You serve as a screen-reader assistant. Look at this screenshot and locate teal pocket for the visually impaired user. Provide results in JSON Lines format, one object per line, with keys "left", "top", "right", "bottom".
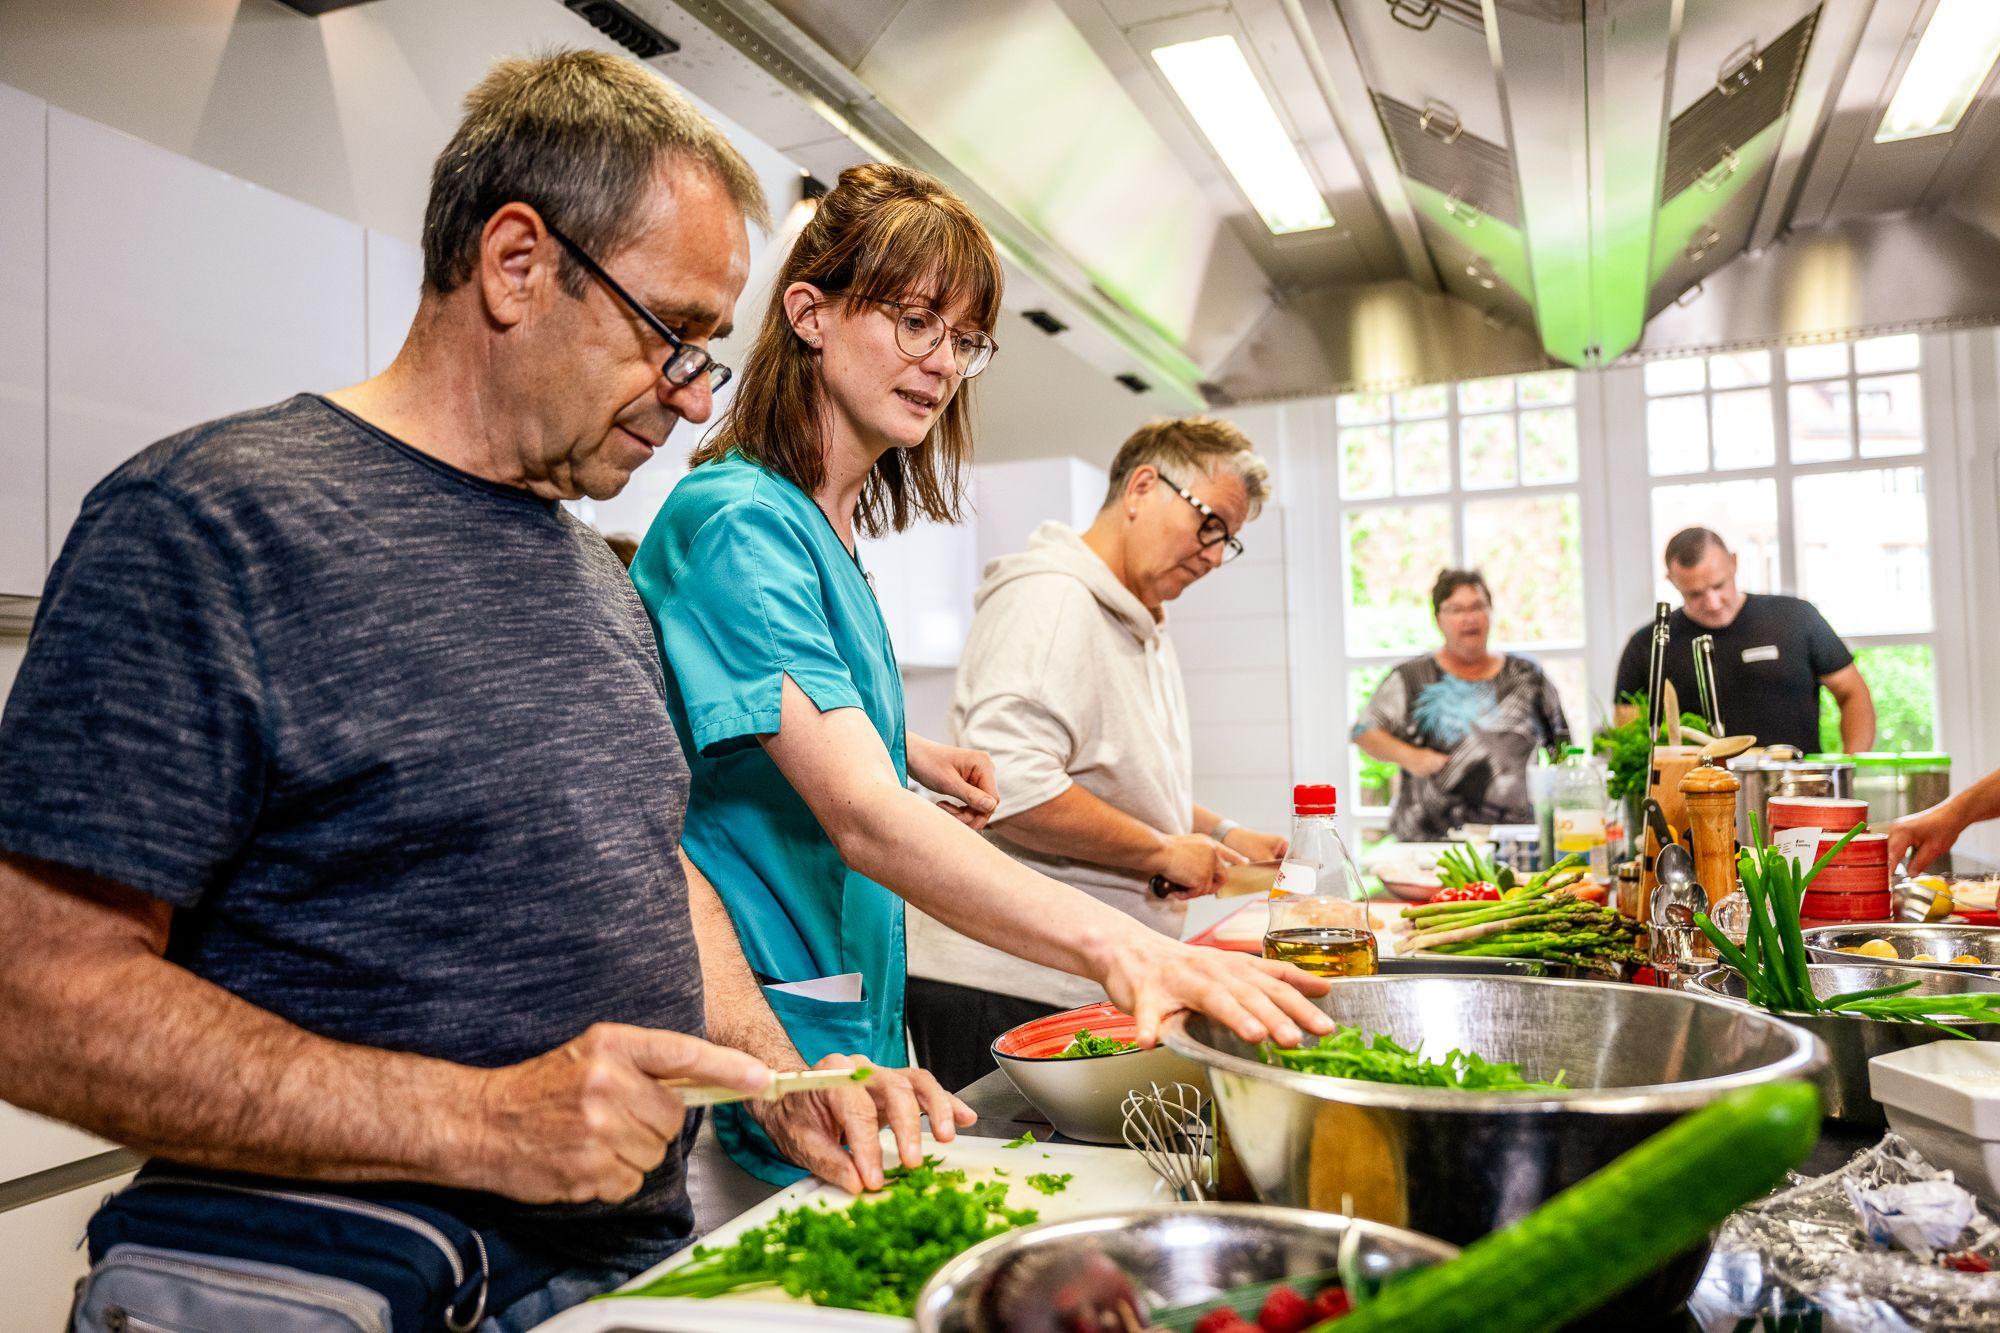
{"left": 759, "top": 985, "right": 878, "bottom": 1067}
{"left": 715, "top": 985, "right": 888, "bottom": 1187}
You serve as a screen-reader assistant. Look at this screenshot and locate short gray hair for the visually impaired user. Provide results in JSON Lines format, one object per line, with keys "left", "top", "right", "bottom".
{"left": 1103, "top": 416, "right": 1272, "bottom": 517}
{"left": 422, "top": 49, "right": 770, "bottom": 297}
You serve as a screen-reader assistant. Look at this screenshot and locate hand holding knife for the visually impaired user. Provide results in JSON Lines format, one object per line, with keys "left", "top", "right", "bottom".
{"left": 666, "top": 1065, "right": 874, "bottom": 1108}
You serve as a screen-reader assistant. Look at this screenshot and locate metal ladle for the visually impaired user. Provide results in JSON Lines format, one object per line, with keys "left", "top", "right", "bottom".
{"left": 1649, "top": 843, "right": 1709, "bottom": 984}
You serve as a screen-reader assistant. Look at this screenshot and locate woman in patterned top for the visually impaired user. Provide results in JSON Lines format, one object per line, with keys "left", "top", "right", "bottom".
{"left": 1354, "top": 569, "right": 1570, "bottom": 841}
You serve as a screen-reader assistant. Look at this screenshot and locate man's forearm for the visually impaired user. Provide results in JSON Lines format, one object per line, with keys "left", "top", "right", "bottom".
{"left": 990, "top": 783, "right": 1169, "bottom": 875}
{"left": 1839, "top": 692, "right": 1877, "bottom": 753}
{"left": 0, "top": 855, "right": 481, "bottom": 1187}
{"left": 681, "top": 851, "right": 808, "bottom": 1072}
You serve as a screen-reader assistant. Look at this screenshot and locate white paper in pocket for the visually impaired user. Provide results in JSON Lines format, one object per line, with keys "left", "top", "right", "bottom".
{"left": 766, "top": 972, "right": 864, "bottom": 1003}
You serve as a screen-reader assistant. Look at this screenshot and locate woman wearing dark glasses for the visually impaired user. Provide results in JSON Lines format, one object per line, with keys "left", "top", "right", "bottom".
{"left": 632, "top": 163, "right": 1331, "bottom": 1183}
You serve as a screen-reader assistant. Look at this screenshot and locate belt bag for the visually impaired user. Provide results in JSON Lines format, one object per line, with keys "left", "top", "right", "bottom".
{"left": 76, "top": 1170, "right": 491, "bottom": 1333}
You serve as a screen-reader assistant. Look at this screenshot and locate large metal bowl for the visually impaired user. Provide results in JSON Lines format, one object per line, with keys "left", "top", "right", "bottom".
{"left": 1163, "top": 975, "right": 1825, "bottom": 1321}
{"left": 1690, "top": 962, "right": 2000, "bottom": 1125}
{"left": 1803, "top": 923, "right": 2000, "bottom": 977}
{"left": 913, "top": 1203, "right": 1457, "bottom": 1332}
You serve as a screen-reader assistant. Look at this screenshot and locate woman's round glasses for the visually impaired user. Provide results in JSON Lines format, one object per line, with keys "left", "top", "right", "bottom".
{"left": 853, "top": 297, "right": 997, "bottom": 378}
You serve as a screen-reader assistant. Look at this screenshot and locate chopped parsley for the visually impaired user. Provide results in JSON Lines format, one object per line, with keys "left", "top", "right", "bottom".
{"left": 607, "top": 1155, "right": 1038, "bottom": 1315}
{"left": 1025, "top": 1172, "right": 1072, "bottom": 1195}
{"left": 1003, "top": 1130, "right": 1037, "bottom": 1149}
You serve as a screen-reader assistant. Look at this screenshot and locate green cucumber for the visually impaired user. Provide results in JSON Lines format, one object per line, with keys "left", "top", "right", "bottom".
{"left": 1327, "top": 1081, "right": 1820, "bottom": 1333}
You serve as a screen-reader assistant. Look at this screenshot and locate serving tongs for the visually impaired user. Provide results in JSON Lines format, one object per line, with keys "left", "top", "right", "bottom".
{"left": 666, "top": 1065, "right": 873, "bottom": 1108}
{"left": 1691, "top": 633, "right": 1725, "bottom": 736}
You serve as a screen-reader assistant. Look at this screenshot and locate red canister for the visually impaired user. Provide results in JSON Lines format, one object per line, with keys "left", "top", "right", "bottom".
{"left": 1769, "top": 796, "right": 1868, "bottom": 832}
{"left": 1808, "top": 864, "right": 1891, "bottom": 895}
{"left": 1818, "top": 832, "right": 1888, "bottom": 868}
{"left": 1800, "top": 892, "right": 1893, "bottom": 922}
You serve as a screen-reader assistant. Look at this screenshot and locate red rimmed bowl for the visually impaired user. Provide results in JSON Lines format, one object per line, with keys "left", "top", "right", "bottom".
{"left": 991, "top": 1001, "right": 1209, "bottom": 1144}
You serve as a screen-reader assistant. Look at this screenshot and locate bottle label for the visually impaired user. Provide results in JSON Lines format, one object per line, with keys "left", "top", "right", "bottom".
{"left": 1272, "top": 860, "right": 1318, "bottom": 896}
{"left": 1554, "top": 809, "right": 1606, "bottom": 851}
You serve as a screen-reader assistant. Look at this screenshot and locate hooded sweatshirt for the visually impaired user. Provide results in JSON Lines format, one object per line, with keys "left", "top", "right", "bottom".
{"left": 905, "top": 521, "right": 1194, "bottom": 1006}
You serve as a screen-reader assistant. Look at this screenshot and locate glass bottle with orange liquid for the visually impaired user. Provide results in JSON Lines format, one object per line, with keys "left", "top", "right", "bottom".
{"left": 1262, "top": 783, "right": 1377, "bottom": 977}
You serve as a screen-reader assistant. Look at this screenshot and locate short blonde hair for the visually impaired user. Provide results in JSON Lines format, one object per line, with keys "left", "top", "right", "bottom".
{"left": 1103, "top": 417, "right": 1272, "bottom": 517}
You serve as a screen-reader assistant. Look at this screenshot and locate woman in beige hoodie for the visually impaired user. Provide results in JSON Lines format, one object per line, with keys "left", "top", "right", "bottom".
{"left": 907, "top": 418, "right": 1291, "bottom": 1089}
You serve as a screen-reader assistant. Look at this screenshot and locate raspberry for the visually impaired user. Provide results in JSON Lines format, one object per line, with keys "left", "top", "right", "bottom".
{"left": 1311, "top": 1284, "right": 1354, "bottom": 1319}
{"left": 1257, "top": 1284, "right": 1316, "bottom": 1332}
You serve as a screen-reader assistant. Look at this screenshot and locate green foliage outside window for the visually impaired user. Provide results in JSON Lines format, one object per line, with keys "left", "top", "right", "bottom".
{"left": 1819, "top": 643, "right": 1936, "bottom": 753}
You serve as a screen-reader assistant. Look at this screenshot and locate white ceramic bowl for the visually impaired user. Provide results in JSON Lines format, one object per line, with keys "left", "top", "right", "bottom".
{"left": 990, "top": 1001, "right": 1208, "bottom": 1144}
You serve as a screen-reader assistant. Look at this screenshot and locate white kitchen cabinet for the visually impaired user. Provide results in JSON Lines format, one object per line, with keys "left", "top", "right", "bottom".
{"left": 0, "top": 83, "right": 47, "bottom": 597}
{"left": 861, "top": 517, "right": 979, "bottom": 669}
{"left": 365, "top": 228, "right": 423, "bottom": 378}
{"left": 45, "top": 108, "right": 367, "bottom": 562}
{"left": 0, "top": 1170, "right": 136, "bottom": 1330}
{"left": 970, "top": 456, "right": 1108, "bottom": 572}
{"left": 0, "top": 1102, "right": 115, "bottom": 1183}
{"left": 860, "top": 457, "right": 1111, "bottom": 670}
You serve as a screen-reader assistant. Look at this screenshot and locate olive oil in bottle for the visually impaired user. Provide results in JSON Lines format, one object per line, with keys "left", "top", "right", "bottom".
{"left": 1261, "top": 926, "right": 1379, "bottom": 977}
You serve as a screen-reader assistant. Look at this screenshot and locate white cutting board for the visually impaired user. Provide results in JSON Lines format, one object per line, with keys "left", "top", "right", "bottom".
{"left": 531, "top": 1129, "right": 1167, "bottom": 1331}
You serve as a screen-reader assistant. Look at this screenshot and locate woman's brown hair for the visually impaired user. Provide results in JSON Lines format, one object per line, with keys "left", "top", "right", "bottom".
{"left": 691, "top": 163, "right": 1003, "bottom": 536}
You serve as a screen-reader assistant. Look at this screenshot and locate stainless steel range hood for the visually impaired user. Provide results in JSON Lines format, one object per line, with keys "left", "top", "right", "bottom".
{"left": 640, "top": 0, "right": 2000, "bottom": 401}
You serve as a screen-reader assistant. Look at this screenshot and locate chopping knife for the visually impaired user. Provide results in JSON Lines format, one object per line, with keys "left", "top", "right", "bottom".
{"left": 1149, "top": 860, "right": 1284, "bottom": 899}
{"left": 667, "top": 1065, "right": 874, "bottom": 1108}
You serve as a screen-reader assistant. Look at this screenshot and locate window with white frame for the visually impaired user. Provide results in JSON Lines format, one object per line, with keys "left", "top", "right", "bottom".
{"left": 1337, "top": 371, "right": 1588, "bottom": 842}
{"left": 1641, "top": 335, "right": 1937, "bottom": 751}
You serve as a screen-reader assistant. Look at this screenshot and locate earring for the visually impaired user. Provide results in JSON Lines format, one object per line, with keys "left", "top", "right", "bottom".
{"left": 808, "top": 338, "right": 821, "bottom": 348}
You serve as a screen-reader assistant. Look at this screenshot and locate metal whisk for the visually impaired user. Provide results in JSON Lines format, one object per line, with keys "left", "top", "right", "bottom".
{"left": 1120, "top": 1081, "right": 1213, "bottom": 1202}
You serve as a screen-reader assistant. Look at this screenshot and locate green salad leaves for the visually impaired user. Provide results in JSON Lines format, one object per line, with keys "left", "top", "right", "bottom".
{"left": 1055, "top": 1028, "right": 1137, "bottom": 1059}
{"left": 1261, "top": 1024, "right": 1568, "bottom": 1093}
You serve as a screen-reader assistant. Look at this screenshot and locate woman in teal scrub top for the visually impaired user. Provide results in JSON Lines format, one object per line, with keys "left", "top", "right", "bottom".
{"left": 634, "top": 164, "right": 1332, "bottom": 1182}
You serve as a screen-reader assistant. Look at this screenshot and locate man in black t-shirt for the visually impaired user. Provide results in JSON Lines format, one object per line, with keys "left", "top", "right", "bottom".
{"left": 1613, "top": 527, "right": 1875, "bottom": 753}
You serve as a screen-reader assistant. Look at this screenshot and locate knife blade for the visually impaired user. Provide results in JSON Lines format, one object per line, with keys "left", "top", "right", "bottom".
{"left": 667, "top": 1065, "right": 874, "bottom": 1108}
{"left": 1149, "top": 860, "right": 1285, "bottom": 900}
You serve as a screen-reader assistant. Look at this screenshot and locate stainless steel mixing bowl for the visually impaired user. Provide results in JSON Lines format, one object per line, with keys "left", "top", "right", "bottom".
{"left": 1163, "top": 975, "right": 1825, "bottom": 1321}
{"left": 913, "top": 1203, "right": 1457, "bottom": 1333}
{"left": 1690, "top": 961, "right": 2000, "bottom": 1125}
{"left": 1802, "top": 923, "right": 2000, "bottom": 977}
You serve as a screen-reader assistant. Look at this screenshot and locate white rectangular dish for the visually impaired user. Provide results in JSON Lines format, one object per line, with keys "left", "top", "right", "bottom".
{"left": 1869, "top": 1041, "right": 2000, "bottom": 1208}
{"left": 1869, "top": 1041, "right": 2000, "bottom": 1138}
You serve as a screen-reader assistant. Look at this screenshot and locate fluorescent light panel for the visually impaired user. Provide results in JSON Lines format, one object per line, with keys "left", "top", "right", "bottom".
{"left": 1875, "top": 0, "right": 2000, "bottom": 143}
{"left": 1151, "top": 34, "right": 1334, "bottom": 235}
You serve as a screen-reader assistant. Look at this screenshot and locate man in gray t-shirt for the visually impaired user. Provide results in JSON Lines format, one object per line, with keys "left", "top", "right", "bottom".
{"left": 0, "top": 51, "right": 964, "bottom": 1326}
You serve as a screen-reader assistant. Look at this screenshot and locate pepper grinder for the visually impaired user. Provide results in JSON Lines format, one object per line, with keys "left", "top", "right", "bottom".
{"left": 1679, "top": 735, "right": 1755, "bottom": 910}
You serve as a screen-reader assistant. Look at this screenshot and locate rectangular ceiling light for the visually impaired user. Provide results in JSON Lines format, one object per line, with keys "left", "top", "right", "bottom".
{"left": 1151, "top": 34, "right": 1334, "bottom": 234}
{"left": 1875, "top": 0, "right": 2000, "bottom": 143}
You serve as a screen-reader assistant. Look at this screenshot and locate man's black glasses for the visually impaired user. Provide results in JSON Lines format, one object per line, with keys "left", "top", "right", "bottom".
{"left": 548, "top": 227, "right": 730, "bottom": 392}
{"left": 1159, "top": 473, "right": 1245, "bottom": 564}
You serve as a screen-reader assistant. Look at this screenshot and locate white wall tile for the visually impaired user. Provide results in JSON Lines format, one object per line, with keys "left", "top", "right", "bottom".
{"left": 1172, "top": 560, "right": 1289, "bottom": 620}
{"left": 1182, "top": 666, "right": 1291, "bottom": 725}
{"left": 1191, "top": 720, "right": 1291, "bottom": 779}
{"left": 1173, "top": 614, "right": 1287, "bottom": 672}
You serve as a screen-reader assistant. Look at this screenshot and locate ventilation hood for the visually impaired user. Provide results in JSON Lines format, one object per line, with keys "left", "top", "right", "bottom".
{"left": 634, "top": 0, "right": 2000, "bottom": 403}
